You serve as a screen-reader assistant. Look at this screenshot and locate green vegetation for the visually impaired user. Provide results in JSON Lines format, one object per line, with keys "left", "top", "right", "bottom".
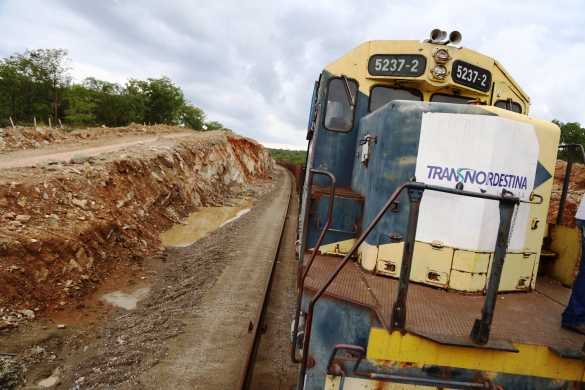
{"left": 554, "top": 119, "right": 585, "bottom": 163}
{"left": 268, "top": 148, "right": 307, "bottom": 164}
{"left": 0, "top": 48, "right": 229, "bottom": 131}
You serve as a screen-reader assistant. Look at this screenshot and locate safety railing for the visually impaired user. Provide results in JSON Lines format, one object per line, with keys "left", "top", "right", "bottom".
{"left": 326, "top": 344, "right": 496, "bottom": 390}
{"left": 557, "top": 143, "right": 585, "bottom": 225}
{"left": 291, "top": 169, "right": 336, "bottom": 364}
{"left": 296, "top": 181, "right": 537, "bottom": 389}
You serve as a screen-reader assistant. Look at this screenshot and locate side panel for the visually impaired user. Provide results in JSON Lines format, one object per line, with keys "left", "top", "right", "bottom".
{"left": 301, "top": 293, "right": 380, "bottom": 389}
{"left": 307, "top": 196, "right": 363, "bottom": 250}
{"left": 548, "top": 224, "right": 581, "bottom": 287}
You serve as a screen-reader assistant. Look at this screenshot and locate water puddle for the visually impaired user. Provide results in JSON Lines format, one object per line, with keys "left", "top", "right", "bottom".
{"left": 159, "top": 197, "right": 255, "bottom": 247}
{"left": 102, "top": 286, "right": 150, "bottom": 310}
{"left": 220, "top": 208, "right": 251, "bottom": 227}
{"left": 38, "top": 376, "right": 59, "bottom": 387}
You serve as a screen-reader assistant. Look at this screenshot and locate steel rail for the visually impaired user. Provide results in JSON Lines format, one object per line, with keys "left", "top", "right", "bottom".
{"left": 236, "top": 168, "right": 293, "bottom": 390}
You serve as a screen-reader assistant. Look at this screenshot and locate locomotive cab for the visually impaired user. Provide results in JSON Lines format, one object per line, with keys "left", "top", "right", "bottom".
{"left": 294, "top": 30, "right": 585, "bottom": 390}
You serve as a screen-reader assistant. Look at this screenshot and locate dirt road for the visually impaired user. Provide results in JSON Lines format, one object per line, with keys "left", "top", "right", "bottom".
{"left": 0, "top": 133, "right": 193, "bottom": 169}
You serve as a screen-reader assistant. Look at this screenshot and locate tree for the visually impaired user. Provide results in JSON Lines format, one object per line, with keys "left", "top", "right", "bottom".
{"left": 83, "top": 77, "right": 125, "bottom": 126}
{"left": 0, "top": 60, "right": 21, "bottom": 124}
{"left": 144, "top": 76, "right": 185, "bottom": 125}
{"left": 65, "top": 84, "right": 95, "bottom": 126}
{"left": 0, "top": 49, "right": 225, "bottom": 131}
{"left": 179, "top": 104, "right": 205, "bottom": 130}
{"left": 28, "top": 49, "right": 72, "bottom": 123}
{"left": 554, "top": 119, "right": 585, "bottom": 163}
{"left": 4, "top": 52, "right": 38, "bottom": 122}
{"left": 205, "top": 120, "right": 225, "bottom": 131}
{"left": 122, "top": 79, "right": 148, "bottom": 124}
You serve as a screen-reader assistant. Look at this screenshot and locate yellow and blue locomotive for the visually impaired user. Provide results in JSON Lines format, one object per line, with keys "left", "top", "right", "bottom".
{"left": 293, "top": 30, "right": 585, "bottom": 389}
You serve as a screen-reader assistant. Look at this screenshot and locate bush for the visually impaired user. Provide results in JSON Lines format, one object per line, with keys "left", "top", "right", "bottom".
{"left": 268, "top": 149, "right": 307, "bottom": 164}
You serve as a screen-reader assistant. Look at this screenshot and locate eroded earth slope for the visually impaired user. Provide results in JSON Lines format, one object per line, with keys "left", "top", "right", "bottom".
{"left": 0, "top": 125, "right": 274, "bottom": 332}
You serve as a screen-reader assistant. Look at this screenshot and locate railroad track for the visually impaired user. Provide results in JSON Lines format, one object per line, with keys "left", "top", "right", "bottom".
{"left": 237, "top": 168, "right": 294, "bottom": 390}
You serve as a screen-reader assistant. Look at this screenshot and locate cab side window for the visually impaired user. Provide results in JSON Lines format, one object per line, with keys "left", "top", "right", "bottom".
{"left": 495, "top": 99, "right": 523, "bottom": 114}
{"left": 324, "top": 78, "right": 358, "bottom": 132}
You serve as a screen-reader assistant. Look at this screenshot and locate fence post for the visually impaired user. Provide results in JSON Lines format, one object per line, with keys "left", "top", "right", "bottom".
{"left": 58, "top": 119, "right": 63, "bottom": 128}
{"left": 49, "top": 118, "right": 51, "bottom": 127}
{"left": 9, "top": 117, "right": 15, "bottom": 129}
{"left": 34, "top": 117, "right": 36, "bottom": 127}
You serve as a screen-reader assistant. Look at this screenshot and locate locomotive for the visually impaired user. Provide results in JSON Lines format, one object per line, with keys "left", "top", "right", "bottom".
{"left": 292, "top": 30, "right": 585, "bottom": 389}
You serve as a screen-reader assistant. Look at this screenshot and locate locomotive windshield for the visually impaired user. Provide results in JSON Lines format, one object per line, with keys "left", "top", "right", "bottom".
{"left": 430, "top": 93, "right": 474, "bottom": 105}
{"left": 369, "top": 86, "right": 422, "bottom": 112}
{"left": 324, "top": 77, "right": 357, "bottom": 132}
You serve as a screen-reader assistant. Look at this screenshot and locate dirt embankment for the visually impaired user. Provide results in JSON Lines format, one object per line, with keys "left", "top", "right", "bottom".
{"left": 548, "top": 159, "right": 585, "bottom": 228}
{"left": 0, "top": 127, "right": 274, "bottom": 329}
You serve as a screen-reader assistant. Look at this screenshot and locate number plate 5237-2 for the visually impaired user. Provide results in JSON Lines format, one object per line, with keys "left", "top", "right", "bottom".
{"left": 452, "top": 60, "right": 492, "bottom": 92}
{"left": 368, "top": 54, "right": 427, "bottom": 77}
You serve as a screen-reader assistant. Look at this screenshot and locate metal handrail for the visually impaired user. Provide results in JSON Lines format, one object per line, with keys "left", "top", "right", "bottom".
{"left": 557, "top": 143, "right": 585, "bottom": 225}
{"left": 327, "top": 344, "right": 489, "bottom": 389}
{"left": 297, "top": 182, "right": 519, "bottom": 389}
{"left": 291, "top": 169, "right": 336, "bottom": 364}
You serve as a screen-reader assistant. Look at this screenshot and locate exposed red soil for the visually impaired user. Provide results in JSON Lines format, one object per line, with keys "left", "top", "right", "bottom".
{"left": 547, "top": 159, "right": 585, "bottom": 228}
{"left": 0, "top": 127, "right": 274, "bottom": 329}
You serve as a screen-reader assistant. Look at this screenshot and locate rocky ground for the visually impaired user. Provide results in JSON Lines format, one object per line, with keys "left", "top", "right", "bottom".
{"left": 0, "top": 124, "right": 284, "bottom": 389}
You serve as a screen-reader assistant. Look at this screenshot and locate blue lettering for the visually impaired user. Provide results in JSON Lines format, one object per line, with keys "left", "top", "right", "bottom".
{"left": 440, "top": 167, "right": 450, "bottom": 180}
{"left": 464, "top": 170, "right": 476, "bottom": 184}
{"left": 476, "top": 171, "right": 486, "bottom": 184}
{"left": 426, "top": 165, "right": 527, "bottom": 190}
{"left": 427, "top": 165, "right": 440, "bottom": 179}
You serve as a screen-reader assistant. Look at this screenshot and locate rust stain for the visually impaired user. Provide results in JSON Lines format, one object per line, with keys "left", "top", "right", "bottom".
{"left": 398, "top": 361, "right": 416, "bottom": 368}
{"left": 276, "top": 161, "right": 303, "bottom": 193}
{"left": 374, "top": 380, "right": 386, "bottom": 390}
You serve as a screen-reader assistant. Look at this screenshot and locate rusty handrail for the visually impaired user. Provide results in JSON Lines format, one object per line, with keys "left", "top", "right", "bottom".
{"left": 297, "top": 182, "right": 409, "bottom": 388}
{"left": 291, "top": 169, "right": 336, "bottom": 364}
{"left": 558, "top": 143, "right": 585, "bottom": 163}
{"left": 557, "top": 143, "right": 585, "bottom": 225}
{"left": 297, "top": 182, "right": 519, "bottom": 389}
{"left": 328, "top": 344, "right": 488, "bottom": 389}
{"left": 236, "top": 168, "right": 293, "bottom": 390}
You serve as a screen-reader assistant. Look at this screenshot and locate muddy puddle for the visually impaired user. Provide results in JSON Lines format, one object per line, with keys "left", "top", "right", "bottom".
{"left": 102, "top": 287, "right": 151, "bottom": 310}
{"left": 38, "top": 375, "right": 59, "bottom": 387}
{"left": 159, "top": 197, "right": 255, "bottom": 247}
{"left": 99, "top": 199, "right": 255, "bottom": 310}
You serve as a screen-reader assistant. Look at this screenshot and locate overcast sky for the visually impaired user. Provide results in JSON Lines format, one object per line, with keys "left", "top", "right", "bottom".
{"left": 1, "top": 0, "right": 584, "bottom": 149}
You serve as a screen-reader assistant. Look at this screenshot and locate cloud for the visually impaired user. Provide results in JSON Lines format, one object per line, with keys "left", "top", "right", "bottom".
{"left": 1, "top": 0, "right": 585, "bottom": 148}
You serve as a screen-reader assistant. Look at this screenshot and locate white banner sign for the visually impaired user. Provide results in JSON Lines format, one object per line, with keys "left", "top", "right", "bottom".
{"left": 414, "top": 113, "right": 539, "bottom": 251}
